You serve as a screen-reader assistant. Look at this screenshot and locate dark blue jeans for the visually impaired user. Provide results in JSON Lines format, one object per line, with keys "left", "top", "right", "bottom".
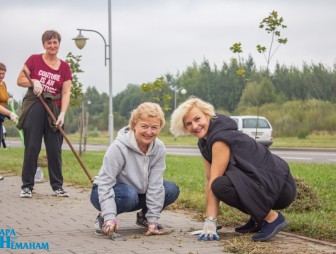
{"left": 90, "top": 180, "right": 179, "bottom": 215}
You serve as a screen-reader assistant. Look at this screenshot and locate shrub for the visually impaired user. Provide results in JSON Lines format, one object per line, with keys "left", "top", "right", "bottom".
{"left": 297, "top": 129, "right": 309, "bottom": 139}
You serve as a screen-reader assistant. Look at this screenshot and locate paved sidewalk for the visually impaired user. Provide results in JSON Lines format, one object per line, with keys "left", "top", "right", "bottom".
{"left": 1, "top": 175, "right": 335, "bottom": 254}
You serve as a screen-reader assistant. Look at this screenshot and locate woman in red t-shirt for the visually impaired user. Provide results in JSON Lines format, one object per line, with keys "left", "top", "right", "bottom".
{"left": 17, "top": 30, "right": 72, "bottom": 198}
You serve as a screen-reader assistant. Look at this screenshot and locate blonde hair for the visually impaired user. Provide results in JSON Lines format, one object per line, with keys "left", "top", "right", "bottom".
{"left": 170, "top": 97, "right": 215, "bottom": 137}
{"left": 128, "top": 102, "right": 165, "bottom": 129}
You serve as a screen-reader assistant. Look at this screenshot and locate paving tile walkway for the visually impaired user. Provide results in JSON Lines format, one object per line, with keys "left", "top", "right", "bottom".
{"left": 0, "top": 175, "right": 335, "bottom": 253}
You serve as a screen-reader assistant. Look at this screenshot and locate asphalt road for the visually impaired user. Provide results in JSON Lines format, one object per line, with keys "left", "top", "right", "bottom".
{"left": 4, "top": 140, "right": 336, "bottom": 164}
{"left": 165, "top": 146, "right": 336, "bottom": 164}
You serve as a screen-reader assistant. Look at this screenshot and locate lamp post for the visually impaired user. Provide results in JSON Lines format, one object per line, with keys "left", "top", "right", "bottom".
{"left": 73, "top": 0, "right": 113, "bottom": 144}
{"left": 171, "top": 86, "right": 187, "bottom": 141}
{"left": 83, "top": 100, "right": 91, "bottom": 153}
{"left": 79, "top": 99, "right": 91, "bottom": 156}
{"left": 172, "top": 86, "right": 187, "bottom": 110}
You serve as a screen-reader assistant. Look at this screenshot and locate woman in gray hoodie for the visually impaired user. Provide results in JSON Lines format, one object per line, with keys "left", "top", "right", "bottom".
{"left": 91, "top": 102, "right": 179, "bottom": 237}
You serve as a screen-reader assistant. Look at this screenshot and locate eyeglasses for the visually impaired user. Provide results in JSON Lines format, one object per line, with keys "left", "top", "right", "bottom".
{"left": 139, "top": 125, "right": 160, "bottom": 132}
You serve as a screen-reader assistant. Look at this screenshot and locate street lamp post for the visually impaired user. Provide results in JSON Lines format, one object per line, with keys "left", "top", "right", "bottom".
{"left": 73, "top": 0, "right": 113, "bottom": 144}
{"left": 172, "top": 86, "right": 187, "bottom": 110}
{"left": 83, "top": 100, "right": 91, "bottom": 153}
{"left": 171, "top": 86, "right": 187, "bottom": 141}
{"left": 79, "top": 99, "right": 91, "bottom": 156}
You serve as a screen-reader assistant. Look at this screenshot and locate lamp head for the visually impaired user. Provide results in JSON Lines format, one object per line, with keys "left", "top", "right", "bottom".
{"left": 180, "top": 88, "right": 187, "bottom": 95}
{"left": 73, "top": 30, "right": 88, "bottom": 49}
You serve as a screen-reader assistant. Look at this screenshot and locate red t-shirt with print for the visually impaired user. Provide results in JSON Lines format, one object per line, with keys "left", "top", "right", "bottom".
{"left": 25, "top": 54, "right": 72, "bottom": 106}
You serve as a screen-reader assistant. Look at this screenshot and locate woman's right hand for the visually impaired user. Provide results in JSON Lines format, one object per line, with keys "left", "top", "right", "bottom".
{"left": 33, "top": 80, "right": 43, "bottom": 97}
{"left": 198, "top": 217, "right": 220, "bottom": 241}
{"left": 103, "top": 219, "right": 118, "bottom": 236}
{"left": 9, "top": 112, "right": 18, "bottom": 123}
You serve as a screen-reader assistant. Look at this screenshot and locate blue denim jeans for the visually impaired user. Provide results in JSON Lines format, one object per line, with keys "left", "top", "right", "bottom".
{"left": 90, "top": 180, "right": 179, "bottom": 215}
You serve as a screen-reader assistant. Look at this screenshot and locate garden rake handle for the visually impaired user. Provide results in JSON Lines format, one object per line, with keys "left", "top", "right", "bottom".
{"left": 23, "top": 69, "right": 93, "bottom": 183}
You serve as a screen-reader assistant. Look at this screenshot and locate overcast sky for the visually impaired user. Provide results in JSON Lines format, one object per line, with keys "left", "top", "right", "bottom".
{"left": 1, "top": 0, "right": 336, "bottom": 101}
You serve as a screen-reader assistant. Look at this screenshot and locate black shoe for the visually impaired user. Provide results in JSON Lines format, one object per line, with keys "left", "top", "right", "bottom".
{"left": 235, "top": 217, "right": 261, "bottom": 234}
{"left": 136, "top": 212, "right": 163, "bottom": 230}
{"left": 252, "top": 213, "right": 288, "bottom": 241}
{"left": 52, "top": 188, "right": 69, "bottom": 197}
{"left": 20, "top": 187, "right": 33, "bottom": 198}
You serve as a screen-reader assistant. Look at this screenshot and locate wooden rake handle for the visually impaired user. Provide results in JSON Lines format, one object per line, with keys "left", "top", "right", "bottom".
{"left": 23, "top": 69, "right": 93, "bottom": 183}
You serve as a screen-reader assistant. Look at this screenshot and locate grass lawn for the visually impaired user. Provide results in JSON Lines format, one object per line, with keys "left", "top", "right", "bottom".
{"left": 1, "top": 148, "right": 335, "bottom": 242}
{"left": 53, "top": 131, "right": 336, "bottom": 148}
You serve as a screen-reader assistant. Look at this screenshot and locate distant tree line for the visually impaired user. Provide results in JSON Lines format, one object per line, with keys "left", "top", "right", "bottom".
{"left": 60, "top": 56, "right": 335, "bottom": 134}
{"left": 4, "top": 56, "right": 336, "bottom": 138}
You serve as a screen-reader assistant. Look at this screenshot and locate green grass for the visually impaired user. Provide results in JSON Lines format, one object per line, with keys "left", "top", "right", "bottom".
{"left": 6, "top": 130, "right": 336, "bottom": 148}
{"left": 81, "top": 131, "right": 336, "bottom": 148}
{"left": 1, "top": 148, "right": 335, "bottom": 241}
{"left": 272, "top": 132, "right": 336, "bottom": 149}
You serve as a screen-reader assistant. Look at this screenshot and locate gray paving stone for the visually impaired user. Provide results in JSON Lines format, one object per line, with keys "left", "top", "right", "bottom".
{"left": 1, "top": 175, "right": 335, "bottom": 254}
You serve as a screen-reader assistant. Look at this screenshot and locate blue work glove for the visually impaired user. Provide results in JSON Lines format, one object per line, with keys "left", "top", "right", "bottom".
{"left": 198, "top": 217, "right": 220, "bottom": 241}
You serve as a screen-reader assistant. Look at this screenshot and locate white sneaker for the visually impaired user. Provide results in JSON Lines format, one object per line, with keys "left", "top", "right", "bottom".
{"left": 20, "top": 188, "right": 32, "bottom": 198}
{"left": 52, "top": 188, "right": 69, "bottom": 197}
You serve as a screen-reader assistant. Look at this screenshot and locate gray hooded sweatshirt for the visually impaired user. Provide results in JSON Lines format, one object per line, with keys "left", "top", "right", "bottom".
{"left": 93, "top": 127, "right": 166, "bottom": 223}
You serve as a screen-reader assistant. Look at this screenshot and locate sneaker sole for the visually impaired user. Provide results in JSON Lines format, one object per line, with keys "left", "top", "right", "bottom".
{"left": 52, "top": 193, "right": 70, "bottom": 197}
{"left": 235, "top": 225, "right": 261, "bottom": 234}
{"left": 252, "top": 221, "right": 288, "bottom": 241}
{"left": 95, "top": 230, "right": 105, "bottom": 236}
{"left": 20, "top": 195, "right": 32, "bottom": 198}
{"left": 135, "top": 222, "right": 147, "bottom": 228}
{"left": 136, "top": 222, "right": 164, "bottom": 230}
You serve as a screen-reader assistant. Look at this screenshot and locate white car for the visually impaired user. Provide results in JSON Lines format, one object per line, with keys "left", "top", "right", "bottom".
{"left": 230, "top": 115, "right": 273, "bottom": 147}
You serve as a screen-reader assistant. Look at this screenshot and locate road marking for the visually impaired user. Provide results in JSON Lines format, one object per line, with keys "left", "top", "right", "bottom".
{"left": 280, "top": 157, "right": 312, "bottom": 161}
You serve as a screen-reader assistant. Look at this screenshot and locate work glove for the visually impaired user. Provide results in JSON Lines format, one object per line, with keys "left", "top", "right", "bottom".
{"left": 198, "top": 217, "right": 220, "bottom": 241}
{"left": 55, "top": 112, "right": 65, "bottom": 127}
{"left": 9, "top": 112, "right": 18, "bottom": 123}
{"left": 7, "top": 98, "right": 14, "bottom": 105}
{"left": 145, "top": 222, "right": 167, "bottom": 236}
{"left": 33, "top": 80, "right": 43, "bottom": 97}
{"left": 103, "top": 219, "right": 118, "bottom": 236}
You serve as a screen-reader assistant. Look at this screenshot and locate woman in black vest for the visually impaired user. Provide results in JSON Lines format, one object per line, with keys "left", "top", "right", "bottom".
{"left": 170, "top": 97, "right": 296, "bottom": 242}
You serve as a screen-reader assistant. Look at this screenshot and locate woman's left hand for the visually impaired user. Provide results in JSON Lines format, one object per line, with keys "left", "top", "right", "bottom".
{"left": 103, "top": 219, "right": 118, "bottom": 236}
{"left": 55, "top": 112, "right": 65, "bottom": 127}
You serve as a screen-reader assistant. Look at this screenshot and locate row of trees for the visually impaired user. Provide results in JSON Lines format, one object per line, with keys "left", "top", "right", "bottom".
{"left": 58, "top": 57, "right": 335, "bottom": 135}
{"left": 5, "top": 54, "right": 336, "bottom": 138}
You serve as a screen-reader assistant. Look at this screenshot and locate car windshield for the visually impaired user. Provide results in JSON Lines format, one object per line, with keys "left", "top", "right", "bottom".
{"left": 243, "top": 119, "right": 270, "bottom": 128}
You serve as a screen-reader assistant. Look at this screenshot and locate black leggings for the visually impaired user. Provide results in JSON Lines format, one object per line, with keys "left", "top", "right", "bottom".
{"left": 212, "top": 173, "right": 296, "bottom": 215}
{"left": 21, "top": 102, "right": 63, "bottom": 190}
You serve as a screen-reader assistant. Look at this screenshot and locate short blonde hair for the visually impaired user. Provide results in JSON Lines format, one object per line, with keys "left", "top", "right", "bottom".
{"left": 170, "top": 97, "right": 215, "bottom": 137}
{"left": 129, "top": 102, "right": 165, "bottom": 130}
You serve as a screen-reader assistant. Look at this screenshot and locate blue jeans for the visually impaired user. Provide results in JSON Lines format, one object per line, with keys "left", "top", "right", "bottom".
{"left": 90, "top": 180, "right": 179, "bottom": 215}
